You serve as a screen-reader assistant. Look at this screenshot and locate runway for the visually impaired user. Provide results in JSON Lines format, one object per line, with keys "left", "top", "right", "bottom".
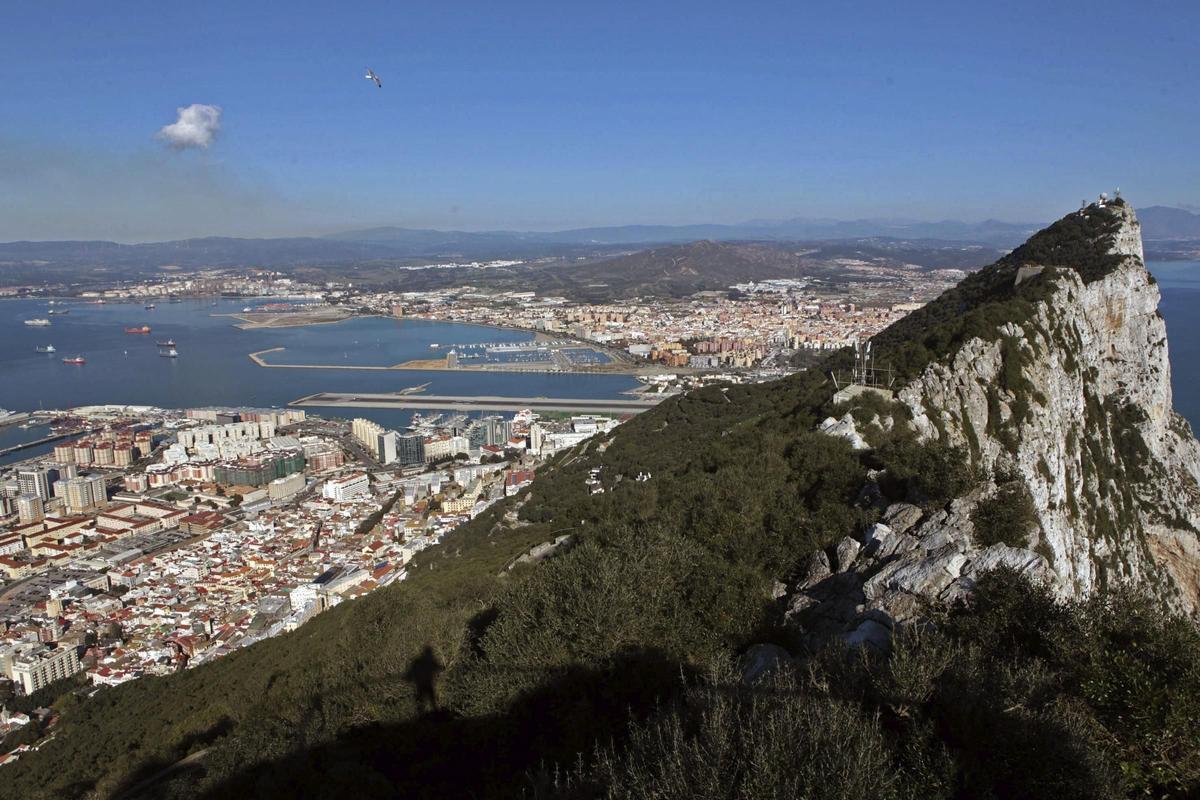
{"left": 289, "top": 391, "right": 668, "bottom": 414}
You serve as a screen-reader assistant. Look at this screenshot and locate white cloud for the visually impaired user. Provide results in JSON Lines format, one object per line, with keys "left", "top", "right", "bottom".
{"left": 157, "top": 103, "right": 222, "bottom": 150}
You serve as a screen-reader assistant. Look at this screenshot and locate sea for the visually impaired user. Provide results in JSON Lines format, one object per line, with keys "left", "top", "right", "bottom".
{"left": 0, "top": 298, "right": 641, "bottom": 465}
{"left": 1151, "top": 260, "right": 1200, "bottom": 426}
{"left": 1, "top": 263, "right": 1197, "bottom": 466}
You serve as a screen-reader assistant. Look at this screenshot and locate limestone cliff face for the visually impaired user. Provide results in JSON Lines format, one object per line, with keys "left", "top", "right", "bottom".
{"left": 897, "top": 201, "right": 1200, "bottom": 610}
{"left": 789, "top": 202, "right": 1200, "bottom": 649}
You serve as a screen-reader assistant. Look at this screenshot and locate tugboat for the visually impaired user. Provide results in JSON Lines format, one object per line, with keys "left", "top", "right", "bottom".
{"left": 125, "top": 325, "right": 152, "bottom": 334}
{"left": 62, "top": 355, "right": 86, "bottom": 365}
{"left": 35, "top": 344, "right": 56, "bottom": 353}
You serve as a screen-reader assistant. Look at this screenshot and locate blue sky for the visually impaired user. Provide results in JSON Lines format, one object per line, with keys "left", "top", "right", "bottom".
{"left": 1, "top": 1, "right": 1197, "bottom": 240}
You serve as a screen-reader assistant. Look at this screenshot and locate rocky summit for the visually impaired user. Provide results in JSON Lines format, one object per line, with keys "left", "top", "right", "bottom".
{"left": 801, "top": 199, "right": 1200, "bottom": 652}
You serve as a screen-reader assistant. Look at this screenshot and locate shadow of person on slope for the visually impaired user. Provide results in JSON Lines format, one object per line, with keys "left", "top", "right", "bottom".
{"left": 404, "top": 645, "right": 444, "bottom": 713}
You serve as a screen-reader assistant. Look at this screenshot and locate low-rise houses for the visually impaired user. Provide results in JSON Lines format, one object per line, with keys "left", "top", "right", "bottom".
{"left": 0, "top": 404, "right": 624, "bottom": 717}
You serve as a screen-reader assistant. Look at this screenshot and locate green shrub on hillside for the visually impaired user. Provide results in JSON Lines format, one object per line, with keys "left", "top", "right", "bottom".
{"left": 971, "top": 480, "right": 1039, "bottom": 547}
{"left": 558, "top": 569, "right": 1200, "bottom": 800}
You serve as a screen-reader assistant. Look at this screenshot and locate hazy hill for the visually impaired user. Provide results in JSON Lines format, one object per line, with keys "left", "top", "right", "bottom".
{"left": 324, "top": 216, "right": 1041, "bottom": 249}
{"left": 1138, "top": 205, "right": 1200, "bottom": 239}
{"left": 6, "top": 208, "right": 1199, "bottom": 290}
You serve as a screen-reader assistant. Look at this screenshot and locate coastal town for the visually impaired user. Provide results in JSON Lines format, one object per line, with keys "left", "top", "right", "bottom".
{"left": 4, "top": 257, "right": 959, "bottom": 381}
{"left": 0, "top": 401, "right": 618, "bottom": 758}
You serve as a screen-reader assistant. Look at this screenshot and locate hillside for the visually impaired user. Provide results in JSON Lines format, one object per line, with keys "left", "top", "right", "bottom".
{"left": 4, "top": 206, "right": 1197, "bottom": 290}
{"left": 3, "top": 200, "right": 1200, "bottom": 799}
{"left": 0, "top": 234, "right": 998, "bottom": 296}
{"left": 1139, "top": 205, "right": 1200, "bottom": 239}
{"left": 525, "top": 240, "right": 803, "bottom": 299}
{"left": 512, "top": 238, "right": 1001, "bottom": 300}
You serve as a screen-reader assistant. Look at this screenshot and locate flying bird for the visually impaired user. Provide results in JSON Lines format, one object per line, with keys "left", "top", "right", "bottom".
{"left": 365, "top": 68, "right": 382, "bottom": 88}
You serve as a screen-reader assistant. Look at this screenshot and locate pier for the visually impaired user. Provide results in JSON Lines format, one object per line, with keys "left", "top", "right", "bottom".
{"left": 0, "top": 432, "right": 73, "bottom": 458}
{"left": 289, "top": 391, "right": 667, "bottom": 415}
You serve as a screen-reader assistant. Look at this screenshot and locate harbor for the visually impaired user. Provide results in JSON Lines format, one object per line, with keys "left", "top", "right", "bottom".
{"left": 247, "top": 341, "right": 683, "bottom": 376}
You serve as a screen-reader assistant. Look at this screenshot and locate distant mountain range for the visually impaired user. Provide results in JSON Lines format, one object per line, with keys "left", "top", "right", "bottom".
{"left": 1137, "top": 205, "right": 1200, "bottom": 239}
{"left": 1, "top": 207, "right": 1195, "bottom": 286}
{"left": 321, "top": 216, "right": 1042, "bottom": 250}
{"left": 322, "top": 206, "right": 1200, "bottom": 249}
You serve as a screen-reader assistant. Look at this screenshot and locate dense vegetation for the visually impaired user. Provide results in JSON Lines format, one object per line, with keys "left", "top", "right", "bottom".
{"left": 3, "top": 200, "right": 1192, "bottom": 799}
{"left": 874, "top": 199, "right": 1130, "bottom": 382}
{"left": 559, "top": 570, "right": 1200, "bottom": 800}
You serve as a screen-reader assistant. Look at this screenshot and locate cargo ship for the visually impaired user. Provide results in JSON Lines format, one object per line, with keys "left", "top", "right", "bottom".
{"left": 155, "top": 339, "right": 176, "bottom": 347}
{"left": 125, "top": 325, "right": 152, "bottom": 334}
{"left": 35, "top": 345, "right": 56, "bottom": 353}
{"left": 24, "top": 319, "right": 51, "bottom": 327}
{"left": 62, "top": 355, "right": 86, "bottom": 365}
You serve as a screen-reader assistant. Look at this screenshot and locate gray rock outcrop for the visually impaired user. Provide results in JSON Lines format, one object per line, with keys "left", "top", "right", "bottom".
{"left": 798, "top": 201, "right": 1200, "bottom": 651}
{"left": 898, "top": 202, "right": 1200, "bottom": 611}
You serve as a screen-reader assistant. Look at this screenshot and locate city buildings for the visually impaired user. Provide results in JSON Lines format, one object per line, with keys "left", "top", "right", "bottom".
{"left": 15, "top": 496, "right": 43, "bottom": 525}
{"left": 9, "top": 645, "right": 82, "bottom": 695}
{"left": 322, "top": 472, "right": 369, "bottom": 502}
{"left": 398, "top": 433, "right": 425, "bottom": 465}
{"left": 351, "top": 418, "right": 399, "bottom": 464}
{"left": 17, "top": 468, "right": 52, "bottom": 502}
{"left": 60, "top": 476, "right": 108, "bottom": 514}
{"left": 0, "top": 403, "right": 624, "bottom": 712}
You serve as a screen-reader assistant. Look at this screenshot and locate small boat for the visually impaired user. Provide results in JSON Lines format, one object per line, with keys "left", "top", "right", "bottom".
{"left": 62, "top": 356, "right": 86, "bottom": 365}
{"left": 47, "top": 308, "right": 70, "bottom": 315}
{"left": 125, "top": 325, "right": 152, "bottom": 334}
{"left": 35, "top": 345, "right": 56, "bottom": 353}
{"left": 155, "top": 339, "right": 176, "bottom": 347}
{"left": 159, "top": 348, "right": 178, "bottom": 358}
{"left": 24, "top": 319, "right": 51, "bottom": 327}
{"left": 144, "top": 304, "right": 157, "bottom": 310}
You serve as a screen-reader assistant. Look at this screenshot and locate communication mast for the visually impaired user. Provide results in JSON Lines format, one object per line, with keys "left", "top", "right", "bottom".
{"left": 830, "top": 339, "right": 894, "bottom": 397}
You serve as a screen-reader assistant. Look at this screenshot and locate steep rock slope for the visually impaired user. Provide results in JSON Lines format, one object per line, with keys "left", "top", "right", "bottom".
{"left": 792, "top": 201, "right": 1200, "bottom": 648}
